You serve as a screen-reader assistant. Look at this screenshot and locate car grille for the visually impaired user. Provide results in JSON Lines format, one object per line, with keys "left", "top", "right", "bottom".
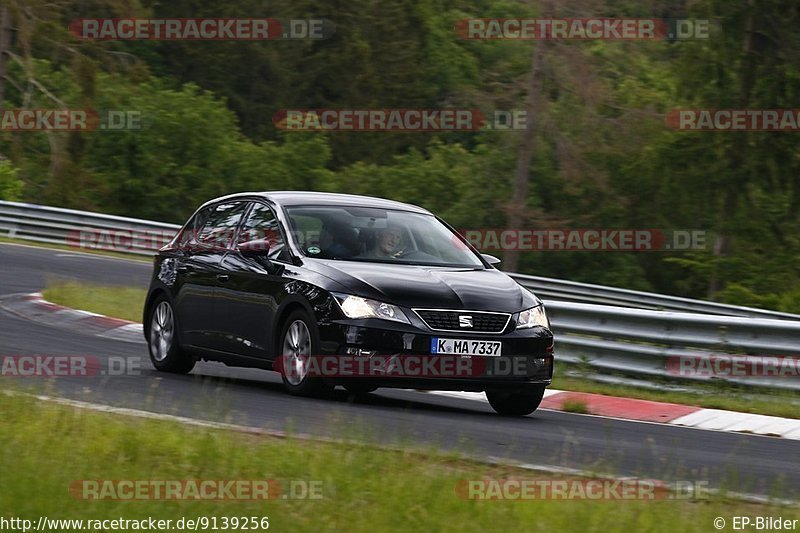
{"left": 413, "top": 309, "right": 511, "bottom": 334}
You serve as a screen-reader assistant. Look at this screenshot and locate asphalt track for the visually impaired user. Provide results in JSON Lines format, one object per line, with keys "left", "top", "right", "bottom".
{"left": 1, "top": 242, "right": 798, "bottom": 499}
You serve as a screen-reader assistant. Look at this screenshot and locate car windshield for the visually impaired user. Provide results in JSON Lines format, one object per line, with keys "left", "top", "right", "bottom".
{"left": 284, "top": 205, "right": 484, "bottom": 268}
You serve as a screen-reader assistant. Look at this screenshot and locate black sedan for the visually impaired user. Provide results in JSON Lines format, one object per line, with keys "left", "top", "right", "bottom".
{"left": 143, "top": 191, "right": 554, "bottom": 415}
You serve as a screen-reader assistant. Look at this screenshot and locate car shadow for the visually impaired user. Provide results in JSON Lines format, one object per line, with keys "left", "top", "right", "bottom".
{"left": 139, "top": 364, "right": 529, "bottom": 419}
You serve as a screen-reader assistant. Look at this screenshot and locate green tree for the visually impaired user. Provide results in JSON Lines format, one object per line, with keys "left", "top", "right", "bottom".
{"left": 0, "top": 159, "right": 23, "bottom": 200}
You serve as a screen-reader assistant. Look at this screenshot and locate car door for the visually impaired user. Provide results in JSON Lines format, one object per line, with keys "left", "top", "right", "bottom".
{"left": 174, "top": 201, "right": 249, "bottom": 349}
{"left": 216, "top": 201, "right": 293, "bottom": 359}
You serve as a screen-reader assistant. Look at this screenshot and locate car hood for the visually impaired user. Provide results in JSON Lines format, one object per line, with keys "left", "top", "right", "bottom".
{"left": 305, "top": 260, "right": 541, "bottom": 312}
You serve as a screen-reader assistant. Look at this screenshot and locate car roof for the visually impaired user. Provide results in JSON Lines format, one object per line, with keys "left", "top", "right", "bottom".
{"left": 199, "top": 191, "right": 432, "bottom": 214}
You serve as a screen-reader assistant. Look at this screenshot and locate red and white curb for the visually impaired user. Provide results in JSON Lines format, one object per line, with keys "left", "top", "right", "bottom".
{"left": 426, "top": 390, "right": 800, "bottom": 440}
{"left": 0, "top": 292, "right": 142, "bottom": 343}
{"left": 4, "top": 292, "right": 800, "bottom": 440}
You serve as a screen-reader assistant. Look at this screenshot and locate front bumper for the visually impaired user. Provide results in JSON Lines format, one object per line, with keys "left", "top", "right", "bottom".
{"left": 315, "top": 318, "right": 554, "bottom": 393}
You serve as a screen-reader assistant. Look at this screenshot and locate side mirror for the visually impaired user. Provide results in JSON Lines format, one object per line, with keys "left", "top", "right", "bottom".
{"left": 237, "top": 239, "right": 271, "bottom": 257}
{"left": 481, "top": 253, "right": 501, "bottom": 266}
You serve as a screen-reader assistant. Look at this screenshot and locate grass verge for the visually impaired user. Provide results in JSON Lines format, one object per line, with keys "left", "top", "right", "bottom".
{"left": 41, "top": 279, "right": 800, "bottom": 420}
{"left": 0, "top": 392, "right": 795, "bottom": 532}
{"left": 43, "top": 281, "right": 147, "bottom": 323}
{"left": 562, "top": 398, "right": 590, "bottom": 414}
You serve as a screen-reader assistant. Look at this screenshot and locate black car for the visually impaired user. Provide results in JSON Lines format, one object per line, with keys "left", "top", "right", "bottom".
{"left": 143, "top": 191, "right": 554, "bottom": 415}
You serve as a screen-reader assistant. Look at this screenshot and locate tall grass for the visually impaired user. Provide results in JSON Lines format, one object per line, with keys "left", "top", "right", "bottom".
{"left": 0, "top": 392, "right": 796, "bottom": 532}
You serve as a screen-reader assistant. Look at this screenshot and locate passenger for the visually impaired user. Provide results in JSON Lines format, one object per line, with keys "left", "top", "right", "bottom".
{"left": 319, "top": 222, "right": 359, "bottom": 258}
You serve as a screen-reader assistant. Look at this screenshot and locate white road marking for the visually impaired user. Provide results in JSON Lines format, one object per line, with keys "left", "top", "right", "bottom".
{"left": 100, "top": 323, "right": 144, "bottom": 342}
{"left": 424, "top": 389, "right": 563, "bottom": 403}
{"left": 670, "top": 409, "right": 800, "bottom": 439}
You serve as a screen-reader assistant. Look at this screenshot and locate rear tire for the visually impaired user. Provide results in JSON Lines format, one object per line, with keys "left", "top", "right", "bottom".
{"left": 278, "top": 310, "right": 330, "bottom": 397}
{"left": 486, "top": 385, "right": 546, "bottom": 416}
{"left": 147, "top": 296, "right": 195, "bottom": 374}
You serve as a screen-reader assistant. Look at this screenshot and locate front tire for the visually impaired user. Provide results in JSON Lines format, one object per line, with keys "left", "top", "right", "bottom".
{"left": 147, "top": 296, "right": 195, "bottom": 374}
{"left": 486, "top": 385, "right": 546, "bottom": 416}
{"left": 278, "top": 310, "right": 329, "bottom": 396}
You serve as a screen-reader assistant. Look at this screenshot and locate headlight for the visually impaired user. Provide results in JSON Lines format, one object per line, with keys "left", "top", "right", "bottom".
{"left": 516, "top": 305, "right": 549, "bottom": 329}
{"left": 333, "top": 294, "right": 410, "bottom": 324}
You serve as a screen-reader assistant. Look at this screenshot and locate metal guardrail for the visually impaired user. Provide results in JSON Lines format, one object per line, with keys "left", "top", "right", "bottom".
{"left": 0, "top": 200, "right": 180, "bottom": 255}
{"left": 512, "top": 273, "right": 800, "bottom": 320}
{"left": 2, "top": 200, "right": 799, "bottom": 391}
{"left": 548, "top": 301, "right": 800, "bottom": 391}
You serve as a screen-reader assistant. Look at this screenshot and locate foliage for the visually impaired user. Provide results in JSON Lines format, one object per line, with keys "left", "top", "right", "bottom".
{"left": 1, "top": 0, "right": 798, "bottom": 308}
{"left": 0, "top": 160, "right": 23, "bottom": 201}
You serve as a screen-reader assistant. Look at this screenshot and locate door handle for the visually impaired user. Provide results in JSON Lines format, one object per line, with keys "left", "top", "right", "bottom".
{"left": 216, "top": 274, "right": 230, "bottom": 282}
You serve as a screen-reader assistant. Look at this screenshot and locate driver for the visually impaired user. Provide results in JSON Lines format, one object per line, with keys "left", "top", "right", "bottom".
{"left": 361, "top": 225, "right": 403, "bottom": 259}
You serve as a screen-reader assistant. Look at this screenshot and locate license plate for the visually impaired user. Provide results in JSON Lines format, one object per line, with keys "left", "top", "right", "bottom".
{"left": 430, "top": 338, "right": 502, "bottom": 356}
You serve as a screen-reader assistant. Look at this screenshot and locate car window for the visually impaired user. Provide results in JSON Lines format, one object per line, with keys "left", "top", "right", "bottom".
{"left": 289, "top": 215, "right": 323, "bottom": 250}
{"left": 237, "top": 202, "right": 289, "bottom": 261}
{"left": 285, "top": 211, "right": 361, "bottom": 259}
{"left": 195, "top": 201, "right": 248, "bottom": 249}
{"left": 175, "top": 210, "right": 204, "bottom": 248}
